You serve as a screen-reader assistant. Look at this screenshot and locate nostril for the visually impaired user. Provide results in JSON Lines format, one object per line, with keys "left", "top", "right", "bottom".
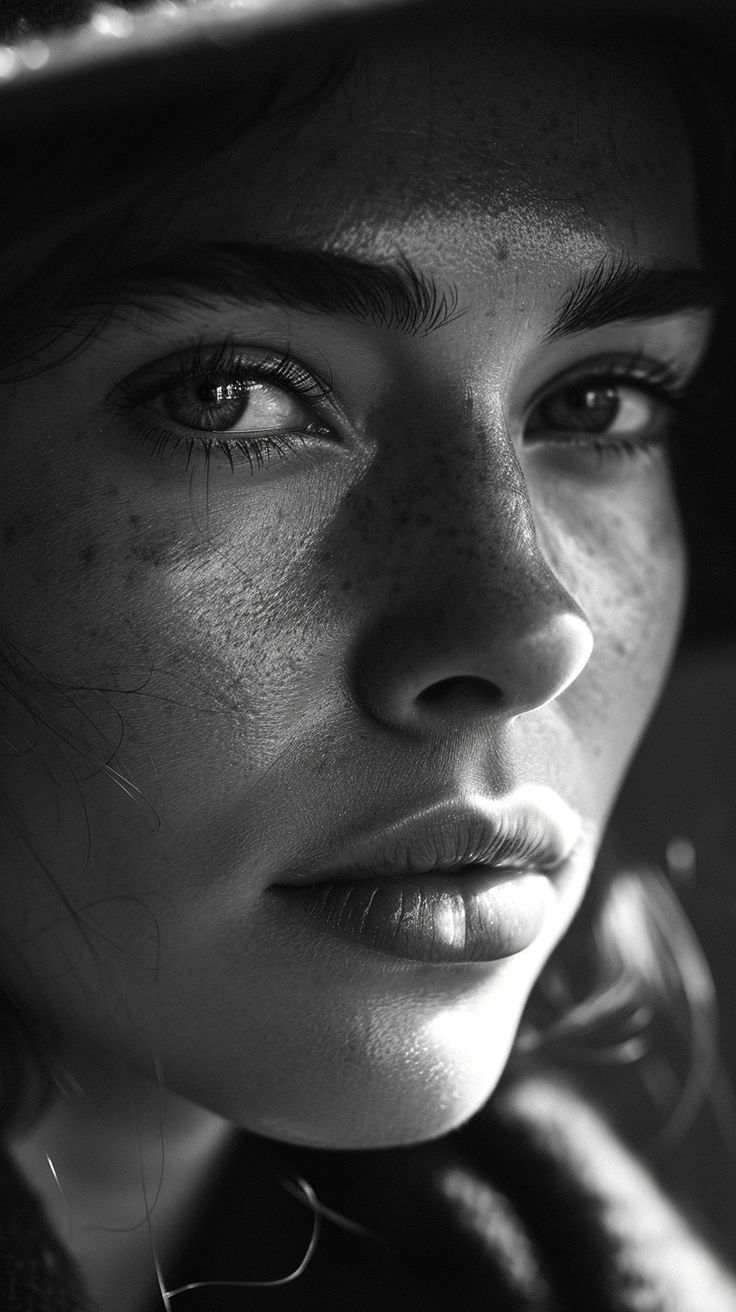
{"left": 417, "top": 675, "right": 504, "bottom": 710}
{"left": 352, "top": 595, "right": 592, "bottom": 730}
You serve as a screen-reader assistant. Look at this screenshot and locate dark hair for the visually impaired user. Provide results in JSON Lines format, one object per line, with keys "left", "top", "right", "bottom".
{"left": 665, "top": 34, "right": 736, "bottom": 644}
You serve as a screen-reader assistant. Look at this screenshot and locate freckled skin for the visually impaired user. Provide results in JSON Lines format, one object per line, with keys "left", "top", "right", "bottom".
{"left": 0, "top": 20, "right": 706, "bottom": 1148}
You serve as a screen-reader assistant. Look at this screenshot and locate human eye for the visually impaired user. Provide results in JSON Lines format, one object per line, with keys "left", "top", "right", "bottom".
{"left": 523, "top": 355, "right": 689, "bottom": 461}
{"left": 108, "top": 340, "right": 338, "bottom": 474}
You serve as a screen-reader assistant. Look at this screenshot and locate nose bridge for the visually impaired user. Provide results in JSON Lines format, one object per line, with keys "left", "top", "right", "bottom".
{"left": 356, "top": 414, "right": 561, "bottom": 613}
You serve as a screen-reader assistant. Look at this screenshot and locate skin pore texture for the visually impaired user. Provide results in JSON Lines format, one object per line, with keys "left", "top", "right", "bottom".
{"left": 0, "top": 16, "right": 716, "bottom": 1309}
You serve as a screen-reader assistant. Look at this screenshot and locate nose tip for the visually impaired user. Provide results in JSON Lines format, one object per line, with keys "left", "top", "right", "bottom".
{"left": 470, "top": 608, "right": 593, "bottom": 712}
{"left": 353, "top": 605, "right": 594, "bottom": 732}
{"left": 414, "top": 609, "right": 593, "bottom": 724}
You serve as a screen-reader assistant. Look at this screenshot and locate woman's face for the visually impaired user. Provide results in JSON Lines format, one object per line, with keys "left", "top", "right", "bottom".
{"left": 0, "top": 20, "right": 711, "bottom": 1147}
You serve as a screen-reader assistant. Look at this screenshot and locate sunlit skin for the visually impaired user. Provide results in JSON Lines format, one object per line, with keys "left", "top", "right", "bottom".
{"left": 0, "top": 20, "right": 711, "bottom": 1241}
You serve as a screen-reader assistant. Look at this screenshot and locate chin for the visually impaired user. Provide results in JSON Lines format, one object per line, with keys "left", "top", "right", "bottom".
{"left": 253, "top": 1055, "right": 512, "bottom": 1151}
{"left": 241, "top": 984, "right": 526, "bottom": 1151}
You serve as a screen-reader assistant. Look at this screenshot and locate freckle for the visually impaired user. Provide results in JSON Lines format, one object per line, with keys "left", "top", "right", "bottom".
{"left": 341, "top": 580, "right": 353, "bottom": 592}
{"left": 131, "top": 541, "right": 162, "bottom": 567}
{"left": 129, "top": 514, "right": 141, "bottom": 526}
{"left": 493, "top": 238, "right": 508, "bottom": 262}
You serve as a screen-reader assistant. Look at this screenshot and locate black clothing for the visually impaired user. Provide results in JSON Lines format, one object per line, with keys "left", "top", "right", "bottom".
{"left": 3, "top": 1077, "right": 735, "bottom": 1311}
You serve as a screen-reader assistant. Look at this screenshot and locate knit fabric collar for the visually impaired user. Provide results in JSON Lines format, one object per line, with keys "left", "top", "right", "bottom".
{"left": 3, "top": 1076, "right": 735, "bottom": 1312}
{"left": 0, "top": 1147, "right": 92, "bottom": 1311}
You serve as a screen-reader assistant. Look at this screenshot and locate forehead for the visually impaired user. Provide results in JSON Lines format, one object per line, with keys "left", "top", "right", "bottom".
{"left": 147, "top": 18, "right": 699, "bottom": 271}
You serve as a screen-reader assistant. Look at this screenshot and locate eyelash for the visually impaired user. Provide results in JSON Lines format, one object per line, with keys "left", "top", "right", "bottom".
{"left": 127, "top": 422, "right": 314, "bottom": 477}
{"left": 111, "top": 340, "right": 336, "bottom": 474}
{"left": 112, "top": 343, "right": 698, "bottom": 479}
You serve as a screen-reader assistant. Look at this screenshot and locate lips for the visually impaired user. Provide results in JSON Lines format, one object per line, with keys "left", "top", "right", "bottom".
{"left": 272, "top": 788, "right": 587, "bottom": 963}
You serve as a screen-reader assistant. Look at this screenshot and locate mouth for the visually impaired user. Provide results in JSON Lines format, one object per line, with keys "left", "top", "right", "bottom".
{"left": 272, "top": 789, "right": 590, "bottom": 964}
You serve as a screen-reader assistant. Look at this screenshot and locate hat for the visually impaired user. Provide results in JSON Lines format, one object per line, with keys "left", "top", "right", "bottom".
{"left": 1, "top": 0, "right": 734, "bottom": 641}
{"left": 0, "top": 0, "right": 424, "bottom": 130}
{"left": 1, "top": 0, "right": 735, "bottom": 125}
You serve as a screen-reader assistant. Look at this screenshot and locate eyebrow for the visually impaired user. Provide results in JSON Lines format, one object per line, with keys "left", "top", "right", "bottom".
{"left": 88, "top": 243, "right": 462, "bottom": 339}
{"left": 544, "top": 255, "right": 717, "bottom": 342}
{"left": 83, "top": 244, "right": 717, "bottom": 344}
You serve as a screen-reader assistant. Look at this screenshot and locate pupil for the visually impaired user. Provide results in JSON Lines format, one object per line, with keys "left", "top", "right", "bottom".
{"left": 562, "top": 384, "right": 619, "bottom": 432}
{"left": 166, "top": 374, "right": 250, "bottom": 431}
{"left": 575, "top": 385, "right": 616, "bottom": 411}
{"left": 198, "top": 380, "right": 240, "bottom": 407}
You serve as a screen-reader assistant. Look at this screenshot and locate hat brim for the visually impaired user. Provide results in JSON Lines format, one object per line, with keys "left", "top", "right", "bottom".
{"left": 2, "top": 0, "right": 736, "bottom": 131}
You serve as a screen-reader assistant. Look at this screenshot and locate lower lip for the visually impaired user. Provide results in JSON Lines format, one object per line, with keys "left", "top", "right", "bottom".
{"left": 272, "top": 867, "right": 553, "bottom": 963}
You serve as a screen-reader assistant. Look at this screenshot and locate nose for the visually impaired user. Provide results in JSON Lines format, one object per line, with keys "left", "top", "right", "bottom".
{"left": 349, "top": 442, "right": 593, "bottom": 733}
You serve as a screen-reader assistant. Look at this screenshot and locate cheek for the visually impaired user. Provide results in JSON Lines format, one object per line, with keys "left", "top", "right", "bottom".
{"left": 540, "top": 460, "right": 686, "bottom": 805}
{"left": 0, "top": 427, "right": 318, "bottom": 680}
{"left": 0, "top": 425, "right": 361, "bottom": 900}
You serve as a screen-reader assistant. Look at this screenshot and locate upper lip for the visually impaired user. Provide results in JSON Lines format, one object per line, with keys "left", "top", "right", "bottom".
{"left": 277, "top": 788, "right": 584, "bottom": 885}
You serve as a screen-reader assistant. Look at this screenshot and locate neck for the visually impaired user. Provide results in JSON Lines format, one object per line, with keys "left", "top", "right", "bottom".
{"left": 8, "top": 1060, "right": 233, "bottom": 1312}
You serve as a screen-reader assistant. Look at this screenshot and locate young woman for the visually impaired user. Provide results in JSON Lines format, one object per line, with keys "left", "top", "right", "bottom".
{"left": 0, "top": 1, "right": 735, "bottom": 1308}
